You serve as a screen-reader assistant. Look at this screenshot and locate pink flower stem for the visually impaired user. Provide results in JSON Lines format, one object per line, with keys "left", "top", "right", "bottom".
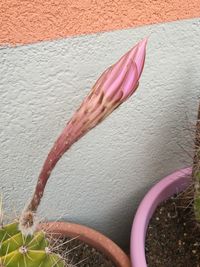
{"left": 26, "top": 128, "right": 73, "bottom": 213}
{"left": 24, "top": 38, "right": 147, "bottom": 215}
{"left": 26, "top": 88, "right": 116, "bottom": 213}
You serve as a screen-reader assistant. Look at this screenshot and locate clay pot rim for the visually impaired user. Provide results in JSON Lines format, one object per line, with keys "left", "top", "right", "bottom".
{"left": 40, "top": 221, "right": 131, "bottom": 267}
{"left": 130, "top": 167, "right": 192, "bottom": 267}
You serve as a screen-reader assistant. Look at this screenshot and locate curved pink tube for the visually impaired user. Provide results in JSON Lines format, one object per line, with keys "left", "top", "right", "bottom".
{"left": 130, "top": 167, "right": 192, "bottom": 267}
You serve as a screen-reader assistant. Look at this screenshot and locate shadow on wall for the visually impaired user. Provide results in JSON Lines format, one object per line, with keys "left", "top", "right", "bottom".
{"left": 57, "top": 190, "right": 145, "bottom": 250}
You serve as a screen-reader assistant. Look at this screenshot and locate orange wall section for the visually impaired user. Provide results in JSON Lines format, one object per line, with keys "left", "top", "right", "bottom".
{"left": 1, "top": 0, "right": 200, "bottom": 45}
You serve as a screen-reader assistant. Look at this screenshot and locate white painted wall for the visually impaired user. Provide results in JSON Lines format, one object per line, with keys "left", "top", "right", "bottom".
{"left": 0, "top": 18, "right": 199, "bottom": 248}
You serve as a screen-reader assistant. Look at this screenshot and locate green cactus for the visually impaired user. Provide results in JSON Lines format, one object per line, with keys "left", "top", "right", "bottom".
{"left": 193, "top": 103, "right": 200, "bottom": 222}
{"left": 0, "top": 222, "right": 64, "bottom": 267}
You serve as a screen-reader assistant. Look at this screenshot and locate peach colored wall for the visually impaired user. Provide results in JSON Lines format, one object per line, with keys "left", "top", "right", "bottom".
{"left": 1, "top": 0, "right": 200, "bottom": 45}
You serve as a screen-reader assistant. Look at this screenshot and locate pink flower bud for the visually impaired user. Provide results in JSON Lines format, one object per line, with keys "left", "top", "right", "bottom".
{"left": 24, "top": 38, "right": 147, "bottom": 222}
{"left": 66, "top": 37, "right": 147, "bottom": 143}
{"left": 97, "top": 38, "right": 147, "bottom": 104}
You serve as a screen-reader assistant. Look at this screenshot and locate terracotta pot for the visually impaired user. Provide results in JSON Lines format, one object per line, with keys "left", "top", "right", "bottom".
{"left": 40, "top": 221, "right": 131, "bottom": 267}
{"left": 130, "top": 167, "right": 192, "bottom": 267}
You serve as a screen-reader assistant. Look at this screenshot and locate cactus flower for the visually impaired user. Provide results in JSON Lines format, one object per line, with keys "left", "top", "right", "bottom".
{"left": 19, "top": 38, "right": 147, "bottom": 235}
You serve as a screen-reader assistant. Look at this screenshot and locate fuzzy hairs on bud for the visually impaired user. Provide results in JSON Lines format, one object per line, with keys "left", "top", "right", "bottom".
{"left": 19, "top": 210, "right": 38, "bottom": 236}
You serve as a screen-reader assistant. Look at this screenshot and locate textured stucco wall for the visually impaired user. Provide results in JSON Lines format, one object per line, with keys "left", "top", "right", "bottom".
{"left": 0, "top": 18, "right": 200, "bottom": 248}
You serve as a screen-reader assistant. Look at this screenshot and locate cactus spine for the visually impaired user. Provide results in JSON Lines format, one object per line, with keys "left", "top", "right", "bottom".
{"left": 0, "top": 222, "right": 64, "bottom": 267}
{"left": 193, "top": 102, "right": 200, "bottom": 222}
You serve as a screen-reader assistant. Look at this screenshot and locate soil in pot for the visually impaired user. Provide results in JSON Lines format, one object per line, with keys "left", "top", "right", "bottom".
{"left": 145, "top": 189, "right": 200, "bottom": 267}
{"left": 49, "top": 235, "right": 116, "bottom": 267}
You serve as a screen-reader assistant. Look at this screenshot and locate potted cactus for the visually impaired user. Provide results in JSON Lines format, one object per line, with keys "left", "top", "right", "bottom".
{"left": 0, "top": 38, "right": 147, "bottom": 267}
{"left": 131, "top": 102, "right": 200, "bottom": 267}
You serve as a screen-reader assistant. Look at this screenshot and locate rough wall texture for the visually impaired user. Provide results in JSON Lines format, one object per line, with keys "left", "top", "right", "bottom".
{"left": 0, "top": 0, "right": 200, "bottom": 45}
{"left": 0, "top": 18, "right": 200, "bottom": 248}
